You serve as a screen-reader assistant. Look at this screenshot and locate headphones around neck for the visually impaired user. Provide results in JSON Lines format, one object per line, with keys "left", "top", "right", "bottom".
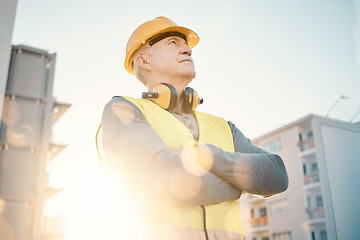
{"left": 142, "top": 83, "right": 203, "bottom": 113}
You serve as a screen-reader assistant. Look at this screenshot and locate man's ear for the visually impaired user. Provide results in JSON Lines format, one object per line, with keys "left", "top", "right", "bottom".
{"left": 135, "top": 55, "right": 152, "bottom": 71}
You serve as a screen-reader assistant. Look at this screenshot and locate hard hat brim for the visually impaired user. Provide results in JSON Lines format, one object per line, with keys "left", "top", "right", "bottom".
{"left": 124, "top": 25, "right": 199, "bottom": 75}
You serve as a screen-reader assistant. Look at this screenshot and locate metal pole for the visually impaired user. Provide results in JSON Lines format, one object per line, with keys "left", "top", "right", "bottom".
{"left": 349, "top": 108, "right": 360, "bottom": 122}
{"left": 325, "top": 95, "right": 348, "bottom": 118}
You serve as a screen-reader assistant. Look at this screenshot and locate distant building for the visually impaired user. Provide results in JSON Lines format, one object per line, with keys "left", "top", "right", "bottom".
{"left": 0, "top": 0, "right": 18, "bottom": 121}
{"left": 241, "top": 114, "right": 360, "bottom": 240}
{"left": 0, "top": 45, "right": 70, "bottom": 240}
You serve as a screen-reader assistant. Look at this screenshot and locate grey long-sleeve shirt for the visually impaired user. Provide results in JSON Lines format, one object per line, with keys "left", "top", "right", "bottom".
{"left": 101, "top": 96, "right": 288, "bottom": 206}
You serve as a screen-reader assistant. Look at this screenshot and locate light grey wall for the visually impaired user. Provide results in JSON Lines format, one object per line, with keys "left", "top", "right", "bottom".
{"left": 316, "top": 120, "right": 360, "bottom": 240}
{"left": 355, "top": 0, "right": 360, "bottom": 103}
{"left": 0, "top": 0, "right": 18, "bottom": 119}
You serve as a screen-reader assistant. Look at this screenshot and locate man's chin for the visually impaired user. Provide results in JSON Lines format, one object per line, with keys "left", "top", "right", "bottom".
{"left": 184, "top": 70, "right": 196, "bottom": 80}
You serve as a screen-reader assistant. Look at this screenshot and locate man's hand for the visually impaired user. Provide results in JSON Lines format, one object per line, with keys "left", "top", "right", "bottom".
{"left": 194, "top": 143, "right": 215, "bottom": 171}
{"left": 168, "top": 147, "right": 208, "bottom": 176}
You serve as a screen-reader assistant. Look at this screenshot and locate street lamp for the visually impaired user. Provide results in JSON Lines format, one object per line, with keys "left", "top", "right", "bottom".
{"left": 349, "top": 108, "right": 360, "bottom": 122}
{"left": 325, "top": 95, "right": 348, "bottom": 118}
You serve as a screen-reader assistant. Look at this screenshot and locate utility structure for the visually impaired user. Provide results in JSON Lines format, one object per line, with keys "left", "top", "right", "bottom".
{"left": 0, "top": 45, "right": 70, "bottom": 240}
{"left": 240, "top": 114, "right": 360, "bottom": 240}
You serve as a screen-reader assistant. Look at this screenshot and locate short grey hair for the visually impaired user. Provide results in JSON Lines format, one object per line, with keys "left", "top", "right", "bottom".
{"left": 131, "top": 45, "right": 151, "bottom": 86}
{"left": 132, "top": 60, "right": 147, "bottom": 86}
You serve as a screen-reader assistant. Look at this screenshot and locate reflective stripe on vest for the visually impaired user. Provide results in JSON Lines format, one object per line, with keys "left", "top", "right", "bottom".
{"left": 124, "top": 97, "right": 243, "bottom": 236}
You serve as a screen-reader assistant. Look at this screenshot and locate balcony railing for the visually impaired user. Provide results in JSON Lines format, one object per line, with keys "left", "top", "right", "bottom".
{"left": 305, "top": 207, "right": 325, "bottom": 220}
{"left": 304, "top": 173, "right": 320, "bottom": 185}
{"left": 298, "top": 138, "right": 315, "bottom": 151}
{"left": 250, "top": 216, "right": 268, "bottom": 227}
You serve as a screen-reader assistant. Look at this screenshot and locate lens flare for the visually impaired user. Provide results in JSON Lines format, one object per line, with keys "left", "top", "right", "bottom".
{"left": 180, "top": 147, "right": 207, "bottom": 176}
{"left": 111, "top": 103, "right": 136, "bottom": 125}
{"left": 170, "top": 168, "right": 202, "bottom": 201}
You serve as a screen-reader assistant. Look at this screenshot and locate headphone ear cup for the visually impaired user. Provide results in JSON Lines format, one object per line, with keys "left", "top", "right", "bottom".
{"left": 183, "top": 87, "right": 201, "bottom": 113}
{"left": 152, "top": 83, "right": 178, "bottom": 110}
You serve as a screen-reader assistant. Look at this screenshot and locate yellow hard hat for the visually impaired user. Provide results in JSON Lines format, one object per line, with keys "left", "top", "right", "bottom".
{"left": 124, "top": 16, "right": 200, "bottom": 75}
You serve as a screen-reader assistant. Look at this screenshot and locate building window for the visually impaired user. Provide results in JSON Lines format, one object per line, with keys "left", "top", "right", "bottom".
{"left": 298, "top": 130, "right": 315, "bottom": 151}
{"left": 259, "top": 207, "right": 267, "bottom": 217}
{"left": 311, "top": 163, "right": 318, "bottom": 172}
{"left": 311, "top": 231, "right": 315, "bottom": 240}
{"left": 273, "top": 232, "right": 292, "bottom": 240}
{"left": 320, "top": 230, "right": 328, "bottom": 240}
{"left": 263, "top": 138, "right": 282, "bottom": 152}
{"left": 316, "top": 196, "right": 323, "bottom": 207}
{"left": 269, "top": 199, "right": 289, "bottom": 216}
{"left": 307, "top": 131, "right": 313, "bottom": 139}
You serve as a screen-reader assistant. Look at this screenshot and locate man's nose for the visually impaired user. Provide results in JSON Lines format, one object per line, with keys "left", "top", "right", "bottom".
{"left": 180, "top": 44, "right": 192, "bottom": 56}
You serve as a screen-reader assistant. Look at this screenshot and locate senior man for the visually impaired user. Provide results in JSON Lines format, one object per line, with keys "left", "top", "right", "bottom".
{"left": 97, "top": 16, "right": 288, "bottom": 240}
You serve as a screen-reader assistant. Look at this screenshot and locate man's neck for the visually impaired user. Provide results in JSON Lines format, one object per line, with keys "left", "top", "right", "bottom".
{"left": 148, "top": 78, "right": 192, "bottom": 95}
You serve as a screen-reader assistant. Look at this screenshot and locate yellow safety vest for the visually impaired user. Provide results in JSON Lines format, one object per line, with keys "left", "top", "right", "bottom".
{"left": 96, "top": 97, "right": 243, "bottom": 239}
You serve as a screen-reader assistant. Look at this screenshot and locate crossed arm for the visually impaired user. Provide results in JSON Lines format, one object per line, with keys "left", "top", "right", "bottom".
{"left": 196, "top": 123, "right": 288, "bottom": 197}
{"left": 101, "top": 97, "right": 288, "bottom": 205}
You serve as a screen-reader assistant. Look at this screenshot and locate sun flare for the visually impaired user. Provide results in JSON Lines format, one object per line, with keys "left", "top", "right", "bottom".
{"left": 46, "top": 169, "right": 141, "bottom": 240}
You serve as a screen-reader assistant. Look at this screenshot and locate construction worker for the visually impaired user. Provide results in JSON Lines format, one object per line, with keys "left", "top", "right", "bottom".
{"left": 97, "top": 16, "right": 288, "bottom": 240}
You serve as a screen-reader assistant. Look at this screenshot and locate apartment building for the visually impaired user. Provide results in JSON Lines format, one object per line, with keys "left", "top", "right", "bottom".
{"left": 241, "top": 114, "right": 360, "bottom": 240}
{"left": 0, "top": 45, "right": 70, "bottom": 240}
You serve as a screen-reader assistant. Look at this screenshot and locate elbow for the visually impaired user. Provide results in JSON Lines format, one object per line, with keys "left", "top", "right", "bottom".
{"left": 279, "top": 171, "right": 289, "bottom": 193}
{"left": 266, "top": 174, "right": 288, "bottom": 198}
{"left": 259, "top": 154, "right": 289, "bottom": 197}
{"left": 273, "top": 154, "right": 289, "bottom": 194}
{"left": 260, "top": 174, "right": 288, "bottom": 198}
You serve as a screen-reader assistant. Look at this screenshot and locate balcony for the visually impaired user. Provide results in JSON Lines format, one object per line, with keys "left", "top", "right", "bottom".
{"left": 306, "top": 207, "right": 325, "bottom": 220}
{"left": 304, "top": 173, "right": 320, "bottom": 185}
{"left": 298, "top": 138, "right": 315, "bottom": 152}
{"left": 250, "top": 216, "right": 268, "bottom": 227}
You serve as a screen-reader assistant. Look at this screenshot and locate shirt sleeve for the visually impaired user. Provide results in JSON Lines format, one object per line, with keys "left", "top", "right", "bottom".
{"left": 100, "top": 97, "right": 241, "bottom": 205}
{"left": 196, "top": 121, "right": 289, "bottom": 197}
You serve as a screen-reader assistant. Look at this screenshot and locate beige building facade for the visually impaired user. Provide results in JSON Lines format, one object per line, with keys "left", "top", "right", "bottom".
{"left": 241, "top": 114, "right": 360, "bottom": 240}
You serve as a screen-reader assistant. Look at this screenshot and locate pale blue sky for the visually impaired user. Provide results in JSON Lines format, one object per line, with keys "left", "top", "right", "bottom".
{"left": 13, "top": 0, "right": 360, "bottom": 133}
{"left": 11, "top": 0, "right": 360, "bottom": 239}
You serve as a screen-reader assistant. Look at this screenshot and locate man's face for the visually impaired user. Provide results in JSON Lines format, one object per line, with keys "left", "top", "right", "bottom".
{"left": 146, "top": 36, "right": 196, "bottom": 82}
